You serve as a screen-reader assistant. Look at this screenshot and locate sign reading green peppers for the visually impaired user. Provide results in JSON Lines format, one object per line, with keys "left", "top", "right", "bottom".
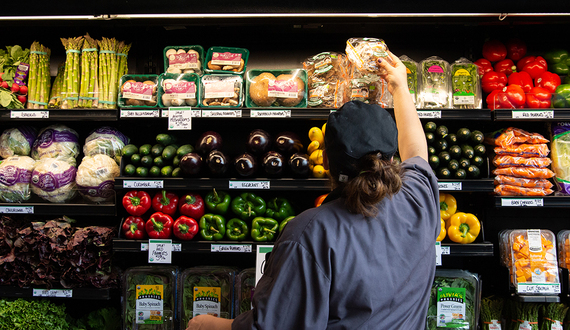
{"left": 231, "top": 192, "right": 266, "bottom": 221}
{"left": 544, "top": 49, "right": 570, "bottom": 75}
{"left": 251, "top": 217, "right": 279, "bottom": 242}
{"left": 199, "top": 213, "right": 226, "bottom": 241}
{"left": 552, "top": 84, "right": 570, "bottom": 108}
{"left": 265, "top": 197, "right": 295, "bottom": 222}
{"left": 226, "top": 218, "right": 249, "bottom": 241}
{"left": 204, "top": 189, "right": 232, "bottom": 216}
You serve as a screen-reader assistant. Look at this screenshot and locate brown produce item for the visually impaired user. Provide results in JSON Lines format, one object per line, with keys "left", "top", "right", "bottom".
{"left": 275, "top": 74, "right": 305, "bottom": 107}
{"left": 249, "top": 72, "right": 277, "bottom": 107}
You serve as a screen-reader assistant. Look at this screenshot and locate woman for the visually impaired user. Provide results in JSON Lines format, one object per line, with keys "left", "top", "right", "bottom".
{"left": 187, "top": 51, "right": 440, "bottom": 330}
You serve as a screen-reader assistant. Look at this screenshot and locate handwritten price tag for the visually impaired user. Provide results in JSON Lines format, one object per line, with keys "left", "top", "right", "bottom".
{"left": 417, "top": 110, "right": 442, "bottom": 119}
{"left": 120, "top": 110, "right": 160, "bottom": 118}
{"left": 11, "top": 110, "right": 49, "bottom": 119}
{"left": 33, "top": 288, "right": 73, "bottom": 298}
{"left": 168, "top": 109, "right": 192, "bottom": 130}
{"left": 148, "top": 239, "right": 172, "bottom": 264}
{"left": 517, "top": 283, "right": 560, "bottom": 294}
{"left": 229, "top": 181, "right": 270, "bottom": 189}
{"left": 211, "top": 244, "right": 253, "bottom": 253}
{"left": 123, "top": 180, "right": 164, "bottom": 189}
{"left": 501, "top": 198, "right": 544, "bottom": 207}
{"left": 512, "top": 110, "right": 554, "bottom": 119}
{"left": 250, "top": 110, "right": 291, "bottom": 118}
{"left": 438, "top": 182, "right": 462, "bottom": 191}
{"left": 201, "top": 110, "right": 242, "bottom": 118}
{"left": 0, "top": 206, "right": 34, "bottom": 214}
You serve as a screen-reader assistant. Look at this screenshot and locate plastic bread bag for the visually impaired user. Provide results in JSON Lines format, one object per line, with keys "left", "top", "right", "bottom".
{"left": 0, "top": 126, "right": 37, "bottom": 158}
{"left": 418, "top": 56, "right": 451, "bottom": 109}
{"left": 0, "top": 155, "right": 36, "bottom": 202}
{"left": 484, "top": 127, "right": 549, "bottom": 147}
{"left": 31, "top": 124, "right": 80, "bottom": 166}
{"left": 345, "top": 37, "right": 393, "bottom": 74}
{"left": 494, "top": 174, "right": 553, "bottom": 189}
{"left": 494, "top": 184, "right": 553, "bottom": 196}
{"left": 30, "top": 157, "right": 78, "bottom": 203}
{"left": 399, "top": 55, "right": 418, "bottom": 105}
{"left": 75, "top": 154, "right": 120, "bottom": 203}
{"left": 83, "top": 126, "right": 130, "bottom": 164}
{"left": 550, "top": 122, "right": 570, "bottom": 195}
{"left": 451, "top": 57, "right": 482, "bottom": 109}
{"left": 494, "top": 143, "right": 550, "bottom": 158}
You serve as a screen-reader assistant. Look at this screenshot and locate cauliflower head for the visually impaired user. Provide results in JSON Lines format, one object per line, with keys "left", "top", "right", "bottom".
{"left": 31, "top": 124, "right": 80, "bottom": 166}
{"left": 0, "top": 126, "right": 37, "bottom": 158}
{"left": 31, "top": 158, "right": 77, "bottom": 203}
{"left": 76, "top": 154, "right": 120, "bottom": 203}
{"left": 0, "top": 156, "right": 36, "bottom": 202}
{"left": 83, "top": 126, "right": 130, "bottom": 164}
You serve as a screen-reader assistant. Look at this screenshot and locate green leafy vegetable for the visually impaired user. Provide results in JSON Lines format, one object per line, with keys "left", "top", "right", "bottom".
{"left": 451, "top": 58, "right": 479, "bottom": 109}
{"left": 0, "top": 298, "right": 69, "bottom": 329}
{"left": 420, "top": 56, "right": 450, "bottom": 109}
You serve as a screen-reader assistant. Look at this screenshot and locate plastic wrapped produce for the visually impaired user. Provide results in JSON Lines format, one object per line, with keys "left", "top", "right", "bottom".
{"left": 450, "top": 58, "right": 481, "bottom": 109}
{"left": 119, "top": 75, "right": 159, "bottom": 108}
{"left": 75, "top": 154, "right": 120, "bottom": 203}
{"left": 31, "top": 124, "right": 80, "bottom": 166}
{"left": 302, "top": 52, "right": 347, "bottom": 108}
{"left": 345, "top": 37, "right": 392, "bottom": 73}
{"left": 419, "top": 56, "right": 451, "bottom": 109}
{"left": 235, "top": 268, "right": 256, "bottom": 316}
{"left": 550, "top": 122, "right": 570, "bottom": 194}
{"left": 201, "top": 74, "right": 243, "bottom": 107}
{"left": 164, "top": 45, "right": 204, "bottom": 75}
{"left": 0, "top": 155, "right": 36, "bottom": 202}
{"left": 246, "top": 69, "right": 307, "bottom": 108}
{"left": 83, "top": 126, "right": 130, "bottom": 164}
{"left": 400, "top": 55, "right": 418, "bottom": 105}
{"left": 158, "top": 73, "right": 200, "bottom": 108}
{"left": 30, "top": 157, "right": 77, "bottom": 203}
{"left": 0, "top": 126, "right": 37, "bottom": 158}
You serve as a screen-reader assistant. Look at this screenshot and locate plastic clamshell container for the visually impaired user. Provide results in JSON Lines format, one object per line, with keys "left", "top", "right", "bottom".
{"left": 509, "top": 229, "right": 560, "bottom": 294}
{"left": 557, "top": 229, "right": 570, "bottom": 269}
{"left": 498, "top": 229, "right": 513, "bottom": 268}
{"left": 200, "top": 74, "right": 243, "bottom": 107}
{"left": 122, "top": 265, "right": 179, "bottom": 330}
{"left": 418, "top": 56, "right": 451, "bottom": 109}
{"left": 179, "top": 266, "right": 237, "bottom": 328}
{"left": 234, "top": 268, "right": 256, "bottom": 317}
{"left": 157, "top": 73, "right": 201, "bottom": 108}
{"left": 245, "top": 69, "right": 308, "bottom": 108}
{"left": 426, "top": 269, "right": 481, "bottom": 330}
{"left": 163, "top": 45, "right": 204, "bottom": 76}
{"left": 204, "top": 46, "right": 249, "bottom": 75}
{"left": 118, "top": 74, "right": 159, "bottom": 109}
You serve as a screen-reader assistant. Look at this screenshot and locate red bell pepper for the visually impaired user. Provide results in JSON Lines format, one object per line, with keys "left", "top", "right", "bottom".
{"left": 535, "top": 71, "right": 561, "bottom": 93}
{"left": 506, "top": 38, "right": 527, "bottom": 62}
{"left": 494, "top": 59, "right": 516, "bottom": 76}
{"left": 146, "top": 212, "right": 173, "bottom": 239}
{"left": 122, "top": 190, "right": 151, "bottom": 216}
{"left": 516, "top": 56, "right": 548, "bottom": 79}
{"left": 481, "top": 71, "right": 508, "bottom": 94}
{"left": 508, "top": 71, "right": 534, "bottom": 93}
{"left": 474, "top": 58, "right": 493, "bottom": 77}
{"left": 486, "top": 85, "right": 526, "bottom": 110}
{"left": 122, "top": 216, "right": 146, "bottom": 239}
{"left": 178, "top": 193, "right": 205, "bottom": 220}
{"left": 152, "top": 190, "right": 179, "bottom": 216}
{"left": 482, "top": 39, "right": 507, "bottom": 62}
{"left": 173, "top": 216, "right": 199, "bottom": 240}
{"left": 525, "top": 86, "right": 551, "bottom": 108}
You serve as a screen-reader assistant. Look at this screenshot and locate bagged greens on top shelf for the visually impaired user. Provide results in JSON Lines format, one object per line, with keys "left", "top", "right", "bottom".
{"left": 419, "top": 56, "right": 451, "bottom": 109}
{"left": 450, "top": 57, "right": 481, "bottom": 109}
{"left": 400, "top": 55, "right": 418, "bottom": 106}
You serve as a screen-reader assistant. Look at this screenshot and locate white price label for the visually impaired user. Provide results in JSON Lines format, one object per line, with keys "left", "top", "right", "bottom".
{"left": 453, "top": 95, "right": 475, "bottom": 105}
{"left": 517, "top": 283, "right": 561, "bottom": 294}
{"left": 438, "top": 182, "right": 462, "bottom": 191}
{"left": 10, "top": 110, "right": 49, "bottom": 119}
{"left": 33, "top": 288, "right": 73, "bottom": 298}
{"left": 148, "top": 239, "right": 172, "bottom": 264}
{"left": 512, "top": 110, "right": 554, "bottom": 119}
{"left": 0, "top": 206, "right": 33, "bottom": 214}
{"left": 441, "top": 245, "right": 450, "bottom": 255}
{"left": 168, "top": 109, "right": 192, "bottom": 130}
{"left": 417, "top": 110, "right": 442, "bottom": 118}
{"left": 435, "top": 241, "right": 442, "bottom": 266}
{"left": 250, "top": 110, "right": 292, "bottom": 118}
{"left": 201, "top": 109, "right": 242, "bottom": 118}
{"left": 229, "top": 181, "right": 270, "bottom": 189}
{"left": 501, "top": 198, "right": 543, "bottom": 207}
{"left": 256, "top": 245, "right": 274, "bottom": 285}
{"left": 140, "top": 242, "right": 180, "bottom": 251}
{"left": 120, "top": 109, "right": 160, "bottom": 118}
{"left": 162, "top": 109, "right": 201, "bottom": 117}
{"left": 211, "top": 244, "right": 253, "bottom": 253}
{"left": 123, "top": 180, "right": 164, "bottom": 189}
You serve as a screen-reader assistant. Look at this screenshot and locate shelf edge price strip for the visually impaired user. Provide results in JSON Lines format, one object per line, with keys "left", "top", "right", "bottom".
{"left": 438, "top": 182, "right": 462, "bottom": 191}
{"left": 33, "top": 288, "right": 73, "bottom": 298}
{"left": 0, "top": 206, "right": 34, "bottom": 214}
{"left": 120, "top": 109, "right": 160, "bottom": 118}
{"left": 10, "top": 110, "right": 49, "bottom": 119}
{"left": 211, "top": 244, "right": 253, "bottom": 253}
{"left": 512, "top": 110, "right": 554, "bottom": 119}
{"left": 250, "top": 109, "right": 291, "bottom": 118}
{"left": 417, "top": 110, "right": 442, "bottom": 119}
{"left": 229, "top": 180, "right": 270, "bottom": 189}
{"left": 501, "top": 198, "right": 544, "bottom": 207}
{"left": 123, "top": 180, "right": 164, "bottom": 189}
{"left": 517, "top": 283, "right": 561, "bottom": 295}
{"left": 201, "top": 109, "right": 242, "bottom": 118}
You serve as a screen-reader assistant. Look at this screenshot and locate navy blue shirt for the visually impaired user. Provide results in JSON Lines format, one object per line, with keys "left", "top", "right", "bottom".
{"left": 233, "top": 156, "right": 440, "bottom": 329}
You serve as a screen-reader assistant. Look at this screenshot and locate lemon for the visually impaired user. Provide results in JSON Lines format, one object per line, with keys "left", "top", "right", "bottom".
{"left": 308, "top": 127, "right": 324, "bottom": 145}
{"left": 307, "top": 140, "right": 320, "bottom": 155}
{"left": 312, "top": 165, "right": 326, "bottom": 178}
{"left": 309, "top": 149, "right": 324, "bottom": 165}
{"left": 322, "top": 122, "right": 327, "bottom": 136}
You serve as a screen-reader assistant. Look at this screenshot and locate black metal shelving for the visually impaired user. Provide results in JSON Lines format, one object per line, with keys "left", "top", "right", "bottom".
{"left": 0, "top": 109, "right": 119, "bottom": 121}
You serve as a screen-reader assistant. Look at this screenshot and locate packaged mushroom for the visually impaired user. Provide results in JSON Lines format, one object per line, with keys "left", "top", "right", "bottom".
{"left": 246, "top": 69, "right": 307, "bottom": 108}
{"left": 201, "top": 74, "right": 243, "bottom": 107}
{"left": 163, "top": 45, "right": 204, "bottom": 75}
{"left": 303, "top": 52, "right": 349, "bottom": 108}
{"left": 118, "top": 74, "right": 158, "bottom": 108}
{"left": 345, "top": 37, "right": 393, "bottom": 74}
{"left": 158, "top": 73, "right": 200, "bottom": 107}
{"left": 205, "top": 46, "right": 249, "bottom": 75}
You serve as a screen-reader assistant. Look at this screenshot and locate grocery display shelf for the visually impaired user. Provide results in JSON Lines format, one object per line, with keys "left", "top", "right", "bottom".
{"left": 441, "top": 242, "right": 494, "bottom": 257}
{"left": 0, "top": 201, "right": 116, "bottom": 216}
{"left": 0, "top": 286, "right": 116, "bottom": 300}
{"left": 113, "top": 238, "right": 269, "bottom": 254}
{"left": 493, "top": 108, "right": 570, "bottom": 121}
{"left": 0, "top": 109, "right": 119, "bottom": 121}
{"left": 513, "top": 294, "right": 560, "bottom": 303}
{"left": 494, "top": 196, "right": 570, "bottom": 208}
{"left": 437, "top": 179, "right": 494, "bottom": 192}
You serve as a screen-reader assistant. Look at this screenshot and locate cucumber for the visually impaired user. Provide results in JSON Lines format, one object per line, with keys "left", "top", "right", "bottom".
{"left": 471, "top": 130, "right": 484, "bottom": 144}
{"left": 448, "top": 145, "right": 462, "bottom": 159}
{"left": 130, "top": 153, "right": 141, "bottom": 166}
{"left": 124, "top": 164, "right": 136, "bottom": 176}
{"left": 156, "top": 133, "right": 177, "bottom": 146}
{"left": 162, "top": 145, "right": 178, "bottom": 161}
{"left": 149, "top": 166, "right": 161, "bottom": 177}
{"left": 122, "top": 144, "right": 139, "bottom": 158}
{"left": 461, "top": 144, "right": 475, "bottom": 159}
{"left": 456, "top": 127, "right": 471, "bottom": 142}
{"left": 438, "top": 151, "right": 451, "bottom": 165}
{"left": 140, "top": 155, "right": 154, "bottom": 168}
{"left": 467, "top": 165, "right": 480, "bottom": 178}
{"left": 448, "top": 159, "right": 460, "bottom": 171}
{"left": 426, "top": 132, "right": 436, "bottom": 144}
{"left": 424, "top": 121, "right": 437, "bottom": 133}
{"left": 437, "top": 167, "right": 451, "bottom": 179}
{"left": 473, "top": 144, "right": 486, "bottom": 156}
{"left": 172, "top": 167, "right": 182, "bottom": 177}
{"left": 429, "top": 154, "right": 440, "bottom": 170}
{"left": 472, "top": 155, "right": 484, "bottom": 167}
{"left": 428, "top": 146, "right": 437, "bottom": 155}
{"left": 154, "top": 156, "right": 166, "bottom": 167}
{"left": 135, "top": 166, "right": 149, "bottom": 177}
{"left": 173, "top": 155, "right": 181, "bottom": 167}
{"left": 445, "top": 133, "right": 458, "bottom": 144}
{"left": 161, "top": 165, "right": 174, "bottom": 177}
{"left": 435, "top": 125, "right": 448, "bottom": 139}
{"left": 454, "top": 169, "right": 467, "bottom": 179}
{"left": 176, "top": 144, "right": 194, "bottom": 157}
{"left": 139, "top": 144, "right": 152, "bottom": 156}
{"left": 459, "top": 158, "right": 471, "bottom": 169}
{"left": 151, "top": 144, "right": 165, "bottom": 158}
{"left": 434, "top": 139, "right": 448, "bottom": 152}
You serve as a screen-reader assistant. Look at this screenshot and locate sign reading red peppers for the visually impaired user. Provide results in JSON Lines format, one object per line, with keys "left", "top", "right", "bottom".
{"left": 120, "top": 189, "right": 296, "bottom": 242}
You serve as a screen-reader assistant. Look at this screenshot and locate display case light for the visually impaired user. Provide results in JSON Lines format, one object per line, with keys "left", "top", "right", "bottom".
{"left": 0, "top": 15, "right": 104, "bottom": 21}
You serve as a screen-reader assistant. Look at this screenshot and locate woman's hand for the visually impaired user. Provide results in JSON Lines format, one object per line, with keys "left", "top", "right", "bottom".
{"left": 186, "top": 315, "right": 233, "bottom": 330}
{"left": 376, "top": 51, "right": 408, "bottom": 95}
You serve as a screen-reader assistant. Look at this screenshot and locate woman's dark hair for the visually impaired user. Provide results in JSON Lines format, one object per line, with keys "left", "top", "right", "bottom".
{"left": 333, "top": 152, "right": 403, "bottom": 217}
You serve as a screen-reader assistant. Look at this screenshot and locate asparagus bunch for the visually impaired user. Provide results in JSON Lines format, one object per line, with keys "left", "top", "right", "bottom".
{"left": 27, "top": 41, "right": 51, "bottom": 109}
{"left": 97, "top": 37, "right": 119, "bottom": 109}
{"left": 117, "top": 42, "right": 132, "bottom": 81}
{"left": 48, "top": 63, "right": 66, "bottom": 108}
{"left": 78, "top": 34, "right": 98, "bottom": 108}
{"left": 60, "top": 36, "right": 84, "bottom": 109}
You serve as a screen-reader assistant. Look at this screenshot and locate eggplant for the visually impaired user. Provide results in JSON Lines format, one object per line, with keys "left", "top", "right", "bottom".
{"left": 289, "top": 153, "right": 310, "bottom": 177}
{"left": 207, "top": 150, "right": 229, "bottom": 176}
{"left": 234, "top": 152, "right": 258, "bottom": 177}
{"left": 246, "top": 129, "right": 272, "bottom": 155}
{"left": 262, "top": 151, "right": 285, "bottom": 177}
{"left": 179, "top": 152, "right": 203, "bottom": 175}
{"left": 275, "top": 131, "right": 303, "bottom": 155}
{"left": 196, "top": 131, "right": 223, "bottom": 155}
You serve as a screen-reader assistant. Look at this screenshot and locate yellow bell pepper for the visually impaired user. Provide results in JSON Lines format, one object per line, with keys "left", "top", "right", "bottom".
{"left": 447, "top": 212, "right": 480, "bottom": 244}
{"left": 436, "top": 217, "right": 446, "bottom": 241}
{"left": 439, "top": 193, "right": 457, "bottom": 221}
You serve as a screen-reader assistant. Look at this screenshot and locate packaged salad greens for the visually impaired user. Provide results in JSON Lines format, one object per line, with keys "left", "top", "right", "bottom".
{"left": 179, "top": 266, "right": 237, "bottom": 328}
{"left": 399, "top": 55, "right": 418, "bottom": 106}
{"left": 122, "top": 266, "right": 179, "bottom": 330}
{"left": 450, "top": 58, "right": 481, "bottom": 109}
{"left": 550, "top": 122, "right": 570, "bottom": 195}
{"left": 426, "top": 269, "right": 480, "bottom": 330}
{"left": 419, "top": 56, "right": 451, "bottom": 109}
{"left": 235, "top": 268, "right": 256, "bottom": 317}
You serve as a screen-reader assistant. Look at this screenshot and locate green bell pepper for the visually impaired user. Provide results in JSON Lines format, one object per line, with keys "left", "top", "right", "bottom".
{"left": 251, "top": 217, "right": 279, "bottom": 242}
{"left": 279, "top": 215, "right": 295, "bottom": 233}
{"left": 231, "top": 192, "right": 266, "bottom": 221}
{"left": 226, "top": 218, "right": 249, "bottom": 241}
{"left": 544, "top": 49, "right": 570, "bottom": 75}
{"left": 204, "top": 189, "right": 232, "bottom": 216}
{"left": 265, "top": 197, "right": 295, "bottom": 222}
{"left": 199, "top": 213, "right": 226, "bottom": 241}
{"left": 552, "top": 84, "right": 570, "bottom": 108}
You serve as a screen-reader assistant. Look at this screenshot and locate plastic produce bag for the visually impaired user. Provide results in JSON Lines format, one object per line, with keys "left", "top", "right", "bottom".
{"left": 550, "top": 122, "right": 570, "bottom": 194}
{"left": 419, "top": 56, "right": 451, "bottom": 109}
{"left": 76, "top": 154, "right": 120, "bottom": 203}
{"left": 0, "top": 155, "right": 36, "bottom": 202}
{"left": 0, "top": 126, "right": 37, "bottom": 158}
{"left": 450, "top": 58, "right": 481, "bottom": 109}
{"left": 30, "top": 157, "right": 77, "bottom": 203}
{"left": 303, "top": 52, "right": 348, "bottom": 108}
{"left": 31, "top": 124, "right": 80, "bottom": 166}
{"left": 345, "top": 37, "right": 392, "bottom": 73}
{"left": 400, "top": 55, "right": 419, "bottom": 105}
{"left": 83, "top": 126, "right": 130, "bottom": 164}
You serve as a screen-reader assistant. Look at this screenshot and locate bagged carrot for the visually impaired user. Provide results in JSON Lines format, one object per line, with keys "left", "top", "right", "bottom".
{"left": 485, "top": 127, "right": 549, "bottom": 147}
{"left": 495, "top": 184, "right": 553, "bottom": 196}
{"left": 494, "top": 143, "right": 550, "bottom": 158}
{"left": 493, "top": 155, "right": 552, "bottom": 168}
{"left": 494, "top": 175, "right": 553, "bottom": 189}
{"left": 493, "top": 166, "right": 555, "bottom": 179}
